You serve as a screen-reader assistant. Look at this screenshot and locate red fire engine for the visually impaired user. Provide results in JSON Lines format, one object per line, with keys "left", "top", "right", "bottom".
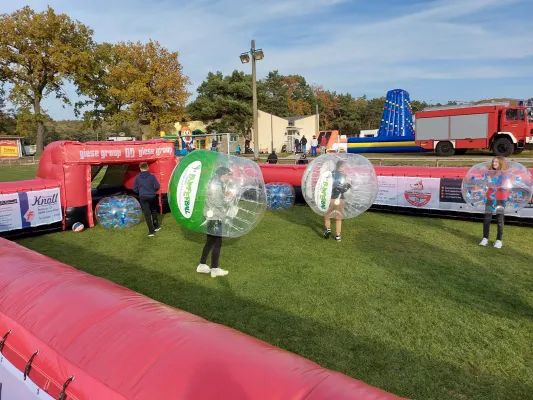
{"left": 414, "top": 102, "right": 533, "bottom": 156}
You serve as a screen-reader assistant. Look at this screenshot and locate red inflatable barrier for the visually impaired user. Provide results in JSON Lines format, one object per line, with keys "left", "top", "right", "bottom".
{"left": 0, "top": 238, "right": 405, "bottom": 400}
{"left": 36, "top": 140, "right": 177, "bottom": 228}
{"left": 259, "top": 164, "right": 482, "bottom": 184}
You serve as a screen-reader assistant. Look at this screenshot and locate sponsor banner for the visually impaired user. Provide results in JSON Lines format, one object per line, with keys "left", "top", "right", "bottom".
{"left": 65, "top": 142, "right": 175, "bottom": 163}
{"left": 0, "top": 139, "right": 21, "bottom": 158}
{"left": 398, "top": 177, "right": 440, "bottom": 209}
{"left": 374, "top": 176, "right": 533, "bottom": 219}
{"left": 0, "top": 188, "right": 62, "bottom": 232}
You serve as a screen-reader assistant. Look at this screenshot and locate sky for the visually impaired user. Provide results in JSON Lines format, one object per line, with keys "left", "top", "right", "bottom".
{"left": 2, "top": 0, "right": 532, "bottom": 120}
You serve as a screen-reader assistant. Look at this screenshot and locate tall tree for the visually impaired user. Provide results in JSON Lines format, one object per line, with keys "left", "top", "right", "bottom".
{"left": 0, "top": 6, "right": 95, "bottom": 154}
{"left": 79, "top": 40, "right": 190, "bottom": 133}
{"left": 187, "top": 70, "right": 253, "bottom": 134}
{"left": 313, "top": 85, "right": 339, "bottom": 130}
{"left": 283, "top": 75, "right": 316, "bottom": 116}
{"left": 258, "top": 70, "right": 289, "bottom": 117}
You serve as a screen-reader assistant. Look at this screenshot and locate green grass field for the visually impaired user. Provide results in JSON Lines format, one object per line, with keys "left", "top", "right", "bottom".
{"left": 2, "top": 162, "right": 533, "bottom": 399}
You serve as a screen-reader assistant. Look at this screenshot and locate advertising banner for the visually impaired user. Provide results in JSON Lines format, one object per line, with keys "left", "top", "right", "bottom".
{"left": 0, "top": 139, "right": 21, "bottom": 158}
{"left": 375, "top": 176, "right": 533, "bottom": 219}
{"left": 0, "top": 188, "right": 62, "bottom": 232}
{"left": 65, "top": 142, "right": 175, "bottom": 163}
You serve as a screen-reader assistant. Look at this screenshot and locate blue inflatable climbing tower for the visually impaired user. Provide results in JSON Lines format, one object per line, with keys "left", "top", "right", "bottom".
{"left": 346, "top": 88, "right": 423, "bottom": 153}
{"left": 377, "top": 89, "right": 415, "bottom": 139}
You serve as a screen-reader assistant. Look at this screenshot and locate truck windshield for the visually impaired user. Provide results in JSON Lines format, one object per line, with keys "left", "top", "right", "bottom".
{"left": 528, "top": 107, "right": 533, "bottom": 122}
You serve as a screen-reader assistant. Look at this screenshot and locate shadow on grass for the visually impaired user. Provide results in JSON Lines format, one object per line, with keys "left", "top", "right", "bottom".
{"left": 23, "top": 237, "right": 533, "bottom": 400}
{"left": 359, "top": 229, "right": 533, "bottom": 322}
{"left": 269, "top": 206, "right": 324, "bottom": 237}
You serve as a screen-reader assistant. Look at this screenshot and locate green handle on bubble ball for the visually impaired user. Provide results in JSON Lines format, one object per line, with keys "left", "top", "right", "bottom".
{"left": 168, "top": 150, "right": 218, "bottom": 234}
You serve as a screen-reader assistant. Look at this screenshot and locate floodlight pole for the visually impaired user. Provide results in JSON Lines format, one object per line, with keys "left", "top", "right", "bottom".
{"left": 251, "top": 39, "right": 259, "bottom": 160}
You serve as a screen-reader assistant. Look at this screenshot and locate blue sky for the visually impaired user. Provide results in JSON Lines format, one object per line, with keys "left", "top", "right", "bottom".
{"left": 2, "top": 0, "right": 532, "bottom": 120}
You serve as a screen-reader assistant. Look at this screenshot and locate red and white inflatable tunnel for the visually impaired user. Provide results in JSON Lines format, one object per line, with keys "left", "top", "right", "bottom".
{"left": 36, "top": 140, "right": 177, "bottom": 229}
{"left": 0, "top": 238, "right": 404, "bottom": 400}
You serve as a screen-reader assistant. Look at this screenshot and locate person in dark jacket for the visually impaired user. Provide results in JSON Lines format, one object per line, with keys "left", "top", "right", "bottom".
{"left": 133, "top": 162, "right": 161, "bottom": 237}
{"left": 267, "top": 150, "right": 278, "bottom": 164}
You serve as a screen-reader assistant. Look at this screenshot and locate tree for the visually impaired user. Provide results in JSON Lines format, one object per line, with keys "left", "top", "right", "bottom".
{"left": 283, "top": 75, "right": 316, "bottom": 116}
{"left": 313, "top": 85, "right": 339, "bottom": 130}
{"left": 79, "top": 40, "right": 191, "bottom": 133}
{"left": 187, "top": 71, "right": 253, "bottom": 134}
{"left": 0, "top": 6, "right": 95, "bottom": 154}
{"left": 258, "top": 71, "right": 289, "bottom": 117}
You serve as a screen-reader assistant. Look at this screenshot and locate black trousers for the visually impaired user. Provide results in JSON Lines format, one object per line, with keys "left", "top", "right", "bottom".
{"left": 140, "top": 197, "right": 159, "bottom": 233}
{"left": 483, "top": 201, "right": 504, "bottom": 241}
{"left": 200, "top": 221, "right": 222, "bottom": 269}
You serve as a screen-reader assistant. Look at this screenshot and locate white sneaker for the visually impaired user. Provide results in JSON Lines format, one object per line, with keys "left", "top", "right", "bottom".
{"left": 211, "top": 268, "right": 229, "bottom": 278}
{"left": 494, "top": 240, "right": 502, "bottom": 249}
{"left": 196, "top": 264, "right": 210, "bottom": 274}
{"left": 479, "top": 238, "right": 488, "bottom": 246}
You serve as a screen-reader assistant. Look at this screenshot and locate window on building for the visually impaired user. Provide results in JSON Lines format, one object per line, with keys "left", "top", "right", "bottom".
{"left": 230, "top": 134, "right": 238, "bottom": 142}
{"left": 288, "top": 120, "right": 295, "bottom": 127}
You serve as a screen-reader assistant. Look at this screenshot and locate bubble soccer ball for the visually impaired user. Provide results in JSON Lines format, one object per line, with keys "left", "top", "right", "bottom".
{"left": 462, "top": 161, "right": 533, "bottom": 214}
{"left": 168, "top": 150, "right": 267, "bottom": 238}
{"left": 265, "top": 182, "right": 295, "bottom": 211}
{"left": 95, "top": 195, "right": 142, "bottom": 230}
{"left": 302, "top": 153, "right": 378, "bottom": 218}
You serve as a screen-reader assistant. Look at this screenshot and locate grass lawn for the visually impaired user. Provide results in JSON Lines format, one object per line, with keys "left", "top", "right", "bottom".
{"left": 0, "top": 164, "right": 38, "bottom": 182}
{"left": 14, "top": 208, "right": 533, "bottom": 400}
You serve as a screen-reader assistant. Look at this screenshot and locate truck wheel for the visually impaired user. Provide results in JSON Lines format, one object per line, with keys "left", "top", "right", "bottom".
{"left": 435, "top": 141, "right": 455, "bottom": 157}
{"left": 492, "top": 137, "right": 514, "bottom": 157}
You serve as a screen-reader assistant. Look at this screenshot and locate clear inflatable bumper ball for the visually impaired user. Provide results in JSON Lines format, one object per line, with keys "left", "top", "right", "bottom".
{"left": 168, "top": 150, "right": 267, "bottom": 238}
{"left": 462, "top": 161, "right": 533, "bottom": 214}
{"left": 265, "top": 182, "right": 295, "bottom": 211}
{"left": 301, "top": 153, "right": 378, "bottom": 218}
{"left": 95, "top": 195, "right": 143, "bottom": 229}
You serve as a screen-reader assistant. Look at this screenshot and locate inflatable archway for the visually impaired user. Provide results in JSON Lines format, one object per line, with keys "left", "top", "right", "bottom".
{"left": 37, "top": 140, "right": 177, "bottom": 228}
{"left": 0, "top": 238, "right": 404, "bottom": 400}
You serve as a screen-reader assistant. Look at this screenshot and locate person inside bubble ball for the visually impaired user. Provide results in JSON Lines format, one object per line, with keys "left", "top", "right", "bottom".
{"left": 480, "top": 156, "right": 509, "bottom": 249}
{"left": 196, "top": 166, "right": 233, "bottom": 278}
{"left": 323, "top": 160, "right": 351, "bottom": 241}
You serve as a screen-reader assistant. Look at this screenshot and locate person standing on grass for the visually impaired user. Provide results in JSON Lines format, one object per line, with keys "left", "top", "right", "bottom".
{"left": 323, "top": 160, "right": 351, "bottom": 242}
{"left": 310, "top": 135, "right": 318, "bottom": 157}
{"left": 197, "top": 167, "right": 232, "bottom": 278}
{"left": 301, "top": 135, "right": 308, "bottom": 154}
{"left": 133, "top": 162, "right": 161, "bottom": 237}
{"left": 480, "top": 156, "right": 509, "bottom": 249}
{"left": 320, "top": 134, "right": 327, "bottom": 154}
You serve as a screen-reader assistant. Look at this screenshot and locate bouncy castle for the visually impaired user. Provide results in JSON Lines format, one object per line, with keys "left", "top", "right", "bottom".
{"left": 323, "top": 90, "right": 424, "bottom": 153}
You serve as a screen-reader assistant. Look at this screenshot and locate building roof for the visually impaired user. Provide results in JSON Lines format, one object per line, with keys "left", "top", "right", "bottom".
{"left": 285, "top": 115, "right": 313, "bottom": 121}
{"left": 0, "top": 136, "right": 23, "bottom": 140}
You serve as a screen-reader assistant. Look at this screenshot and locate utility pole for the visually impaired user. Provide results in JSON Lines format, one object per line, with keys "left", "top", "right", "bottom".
{"left": 270, "top": 112, "right": 274, "bottom": 153}
{"left": 239, "top": 40, "right": 264, "bottom": 160}
{"left": 251, "top": 39, "right": 259, "bottom": 160}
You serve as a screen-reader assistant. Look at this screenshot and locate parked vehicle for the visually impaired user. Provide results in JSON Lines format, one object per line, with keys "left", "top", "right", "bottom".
{"left": 415, "top": 102, "right": 533, "bottom": 156}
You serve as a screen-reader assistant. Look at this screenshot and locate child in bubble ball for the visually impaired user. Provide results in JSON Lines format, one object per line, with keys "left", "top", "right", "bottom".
{"left": 323, "top": 160, "right": 351, "bottom": 241}
{"left": 196, "top": 166, "right": 233, "bottom": 278}
{"left": 480, "top": 156, "right": 509, "bottom": 249}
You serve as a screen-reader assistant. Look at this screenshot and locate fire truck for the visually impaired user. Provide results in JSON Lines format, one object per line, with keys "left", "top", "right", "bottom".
{"left": 414, "top": 101, "right": 533, "bottom": 156}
